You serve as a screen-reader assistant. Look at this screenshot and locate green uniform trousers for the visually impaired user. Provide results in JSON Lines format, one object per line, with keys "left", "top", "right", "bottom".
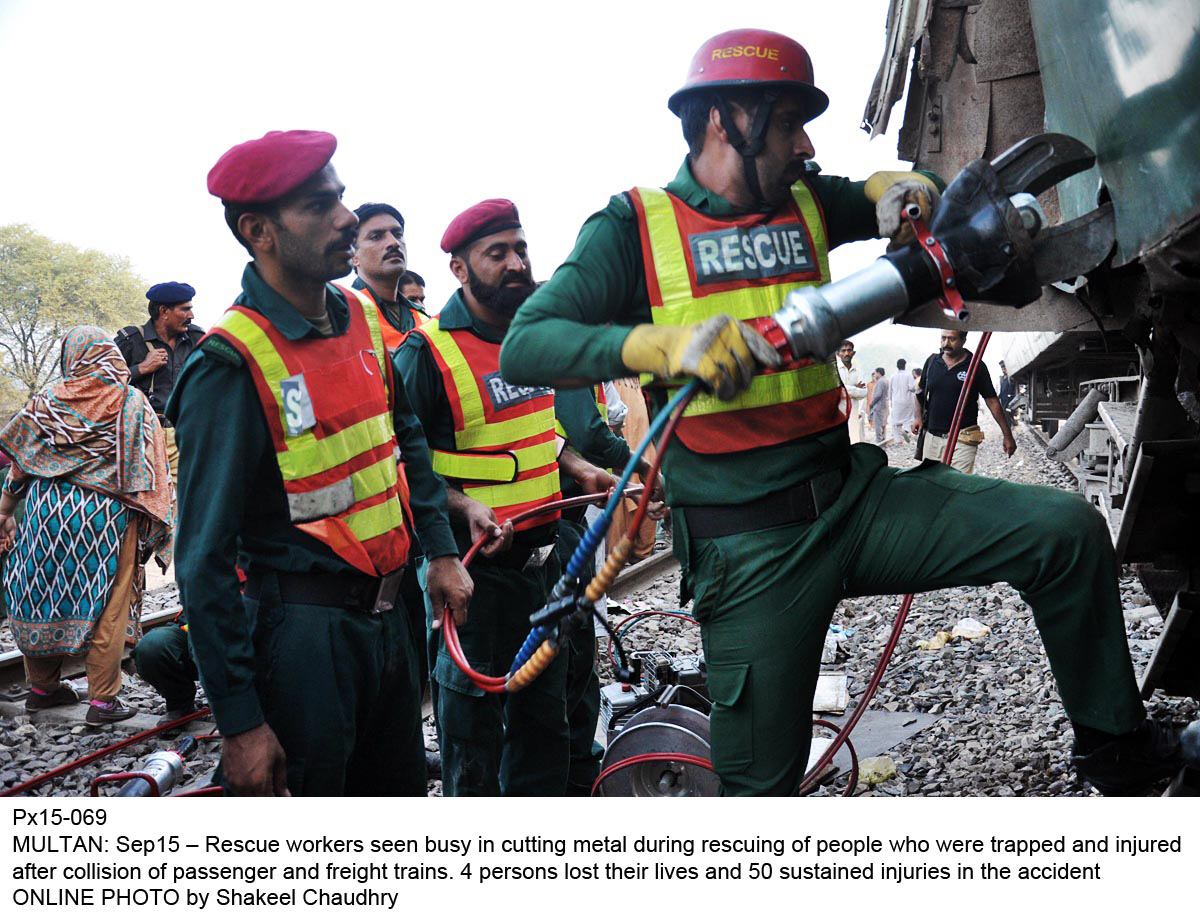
{"left": 426, "top": 552, "right": 568, "bottom": 796}
{"left": 226, "top": 573, "right": 426, "bottom": 796}
{"left": 558, "top": 517, "right": 604, "bottom": 795}
{"left": 131, "top": 625, "right": 198, "bottom": 711}
{"left": 398, "top": 563, "right": 429, "bottom": 695}
{"left": 679, "top": 444, "right": 1146, "bottom": 796}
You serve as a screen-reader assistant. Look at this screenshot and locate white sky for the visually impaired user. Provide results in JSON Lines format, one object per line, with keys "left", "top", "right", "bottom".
{"left": 0, "top": 0, "right": 972, "bottom": 373}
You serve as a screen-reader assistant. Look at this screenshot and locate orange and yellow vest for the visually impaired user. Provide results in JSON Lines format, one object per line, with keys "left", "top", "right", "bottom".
{"left": 416, "top": 321, "right": 561, "bottom": 532}
{"left": 628, "top": 181, "right": 850, "bottom": 454}
{"left": 354, "top": 285, "right": 427, "bottom": 350}
{"left": 207, "top": 285, "right": 413, "bottom": 576}
{"left": 594, "top": 383, "right": 608, "bottom": 422}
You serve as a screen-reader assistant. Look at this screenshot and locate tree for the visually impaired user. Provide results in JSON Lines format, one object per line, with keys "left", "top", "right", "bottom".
{"left": 0, "top": 224, "right": 147, "bottom": 415}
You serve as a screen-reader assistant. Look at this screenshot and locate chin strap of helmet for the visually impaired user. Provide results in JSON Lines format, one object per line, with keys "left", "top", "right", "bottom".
{"left": 714, "top": 90, "right": 779, "bottom": 210}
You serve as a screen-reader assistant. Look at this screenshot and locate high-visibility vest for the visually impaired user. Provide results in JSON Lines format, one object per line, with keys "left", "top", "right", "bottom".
{"left": 207, "top": 285, "right": 413, "bottom": 576}
{"left": 629, "top": 181, "right": 850, "bottom": 454}
{"left": 354, "top": 285, "right": 428, "bottom": 350}
{"left": 416, "top": 321, "right": 561, "bottom": 532}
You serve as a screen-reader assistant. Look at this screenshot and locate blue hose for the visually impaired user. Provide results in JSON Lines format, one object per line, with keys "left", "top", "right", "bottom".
{"left": 564, "top": 380, "right": 698, "bottom": 581}
{"left": 507, "top": 380, "right": 699, "bottom": 678}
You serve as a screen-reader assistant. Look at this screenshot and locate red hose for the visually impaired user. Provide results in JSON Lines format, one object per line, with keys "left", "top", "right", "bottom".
{"left": 441, "top": 487, "right": 648, "bottom": 693}
{"left": 812, "top": 718, "right": 860, "bottom": 797}
{"left": 798, "top": 332, "right": 992, "bottom": 793}
{"left": 590, "top": 751, "right": 714, "bottom": 796}
{"left": 627, "top": 394, "right": 687, "bottom": 536}
{"left": 444, "top": 396, "right": 688, "bottom": 693}
{"left": 2, "top": 706, "right": 213, "bottom": 797}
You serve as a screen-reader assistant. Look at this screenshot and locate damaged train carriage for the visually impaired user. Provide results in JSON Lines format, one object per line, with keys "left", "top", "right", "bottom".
{"left": 864, "top": 0, "right": 1200, "bottom": 700}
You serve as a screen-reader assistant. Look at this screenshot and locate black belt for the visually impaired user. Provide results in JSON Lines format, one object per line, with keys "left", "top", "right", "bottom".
{"left": 681, "top": 468, "right": 845, "bottom": 539}
{"left": 243, "top": 568, "right": 403, "bottom": 613}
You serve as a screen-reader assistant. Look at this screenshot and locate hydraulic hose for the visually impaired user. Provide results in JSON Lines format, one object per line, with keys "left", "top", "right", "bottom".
{"left": 591, "top": 751, "right": 714, "bottom": 796}
{"left": 441, "top": 489, "right": 647, "bottom": 694}
{"left": 444, "top": 381, "right": 699, "bottom": 694}
{"left": 797, "top": 332, "right": 993, "bottom": 794}
{"left": 606, "top": 610, "right": 697, "bottom": 668}
{"left": 813, "top": 718, "right": 860, "bottom": 797}
{"left": 1, "top": 706, "right": 213, "bottom": 798}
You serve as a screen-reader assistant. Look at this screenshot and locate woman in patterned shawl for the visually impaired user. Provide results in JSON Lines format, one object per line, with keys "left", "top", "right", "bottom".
{"left": 0, "top": 325, "right": 174, "bottom": 724}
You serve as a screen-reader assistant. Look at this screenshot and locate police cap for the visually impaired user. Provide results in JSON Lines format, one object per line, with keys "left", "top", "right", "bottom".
{"left": 145, "top": 282, "right": 195, "bottom": 304}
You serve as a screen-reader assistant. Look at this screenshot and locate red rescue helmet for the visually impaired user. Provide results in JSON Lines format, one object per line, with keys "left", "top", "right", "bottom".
{"left": 668, "top": 28, "right": 829, "bottom": 121}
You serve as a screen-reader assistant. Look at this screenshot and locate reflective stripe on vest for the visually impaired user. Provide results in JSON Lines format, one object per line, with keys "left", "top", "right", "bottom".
{"left": 354, "top": 285, "right": 409, "bottom": 351}
{"left": 207, "top": 286, "right": 412, "bottom": 575}
{"left": 630, "top": 183, "right": 849, "bottom": 454}
{"left": 417, "top": 320, "right": 561, "bottom": 530}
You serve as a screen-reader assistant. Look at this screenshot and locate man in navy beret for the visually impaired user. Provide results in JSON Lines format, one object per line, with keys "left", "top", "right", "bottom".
{"left": 116, "top": 281, "right": 204, "bottom": 479}
{"left": 167, "top": 129, "right": 474, "bottom": 796}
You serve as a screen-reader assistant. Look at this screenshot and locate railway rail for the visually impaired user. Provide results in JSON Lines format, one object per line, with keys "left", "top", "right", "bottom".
{"left": 0, "top": 549, "right": 674, "bottom": 698}
{"left": 0, "top": 546, "right": 676, "bottom": 797}
{"left": 0, "top": 605, "right": 182, "bottom": 698}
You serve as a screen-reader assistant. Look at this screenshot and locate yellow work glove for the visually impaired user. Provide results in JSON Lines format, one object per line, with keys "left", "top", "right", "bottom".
{"left": 865, "top": 171, "right": 941, "bottom": 246}
{"left": 620, "top": 315, "right": 781, "bottom": 401}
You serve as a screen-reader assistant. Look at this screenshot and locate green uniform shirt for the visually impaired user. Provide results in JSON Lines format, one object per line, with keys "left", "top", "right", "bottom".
{"left": 166, "top": 263, "right": 456, "bottom": 736}
{"left": 556, "top": 385, "right": 632, "bottom": 485}
{"left": 351, "top": 276, "right": 430, "bottom": 334}
{"left": 501, "top": 158, "right": 931, "bottom": 507}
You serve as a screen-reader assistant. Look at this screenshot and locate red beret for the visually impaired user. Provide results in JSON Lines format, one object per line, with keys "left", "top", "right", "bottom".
{"left": 207, "top": 130, "right": 337, "bottom": 204}
{"left": 441, "top": 198, "right": 522, "bottom": 253}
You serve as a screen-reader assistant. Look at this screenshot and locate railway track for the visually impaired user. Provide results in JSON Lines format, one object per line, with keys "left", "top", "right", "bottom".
{"left": 1, "top": 548, "right": 678, "bottom": 694}
{"left": 0, "top": 606, "right": 183, "bottom": 700}
{"left": 608, "top": 547, "right": 678, "bottom": 600}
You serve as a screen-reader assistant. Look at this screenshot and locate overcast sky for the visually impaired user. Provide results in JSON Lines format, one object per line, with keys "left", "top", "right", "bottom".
{"left": 0, "top": 0, "right": 1002, "bottom": 374}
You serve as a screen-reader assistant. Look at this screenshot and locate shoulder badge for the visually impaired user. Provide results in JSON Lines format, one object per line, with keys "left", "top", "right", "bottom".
{"left": 200, "top": 336, "right": 245, "bottom": 367}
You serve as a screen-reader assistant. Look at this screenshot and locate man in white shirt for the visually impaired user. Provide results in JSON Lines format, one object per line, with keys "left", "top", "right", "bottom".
{"left": 836, "top": 340, "right": 867, "bottom": 443}
{"left": 885, "top": 358, "right": 916, "bottom": 444}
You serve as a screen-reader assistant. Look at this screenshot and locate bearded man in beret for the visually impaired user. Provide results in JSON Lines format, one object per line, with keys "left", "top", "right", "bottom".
{"left": 395, "top": 198, "right": 623, "bottom": 796}
{"left": 167, "top": 130, "right": 472, "bottom": 796}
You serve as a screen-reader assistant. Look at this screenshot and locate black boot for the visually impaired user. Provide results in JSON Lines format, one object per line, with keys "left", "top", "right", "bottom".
{"left": 1071, "top": 719, "right": 1183, "bottom": 796}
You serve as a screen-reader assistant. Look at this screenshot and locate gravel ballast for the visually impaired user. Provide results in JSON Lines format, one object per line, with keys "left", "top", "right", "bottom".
{"left": 2, "top": 415, "right": 1193, "bottom": 797}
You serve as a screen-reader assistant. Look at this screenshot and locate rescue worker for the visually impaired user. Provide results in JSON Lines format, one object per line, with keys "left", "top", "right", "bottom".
{"left": 395, "top": 199, "right": 615, "bottom": 796}
{"left": 351, "top": 202, "right": 430, "bottom": 344}
{"left": 501, "top": 29, "right": 1184, "bottom": 795}
{"left": 169, "top": 130, "right": 472, "bottom": 796}
{"left": 399, "top": 270, "right": 427, "bottom": 309}
{"left": 350, "top": 202, "right": 434, "bottom": 699}
{"left": 131, "top": 613, "right": 199, "bottom": 726}
{"left": 116, "top": 281, "right": 205, "bottom": 480}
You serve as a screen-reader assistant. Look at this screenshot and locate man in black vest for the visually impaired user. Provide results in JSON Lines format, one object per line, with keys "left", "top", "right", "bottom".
{"left": 116, "top": 282, "right": 205, "bottom": 480}
{"left": 913, "top": 329, "right": 1015, "bottom": 474}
